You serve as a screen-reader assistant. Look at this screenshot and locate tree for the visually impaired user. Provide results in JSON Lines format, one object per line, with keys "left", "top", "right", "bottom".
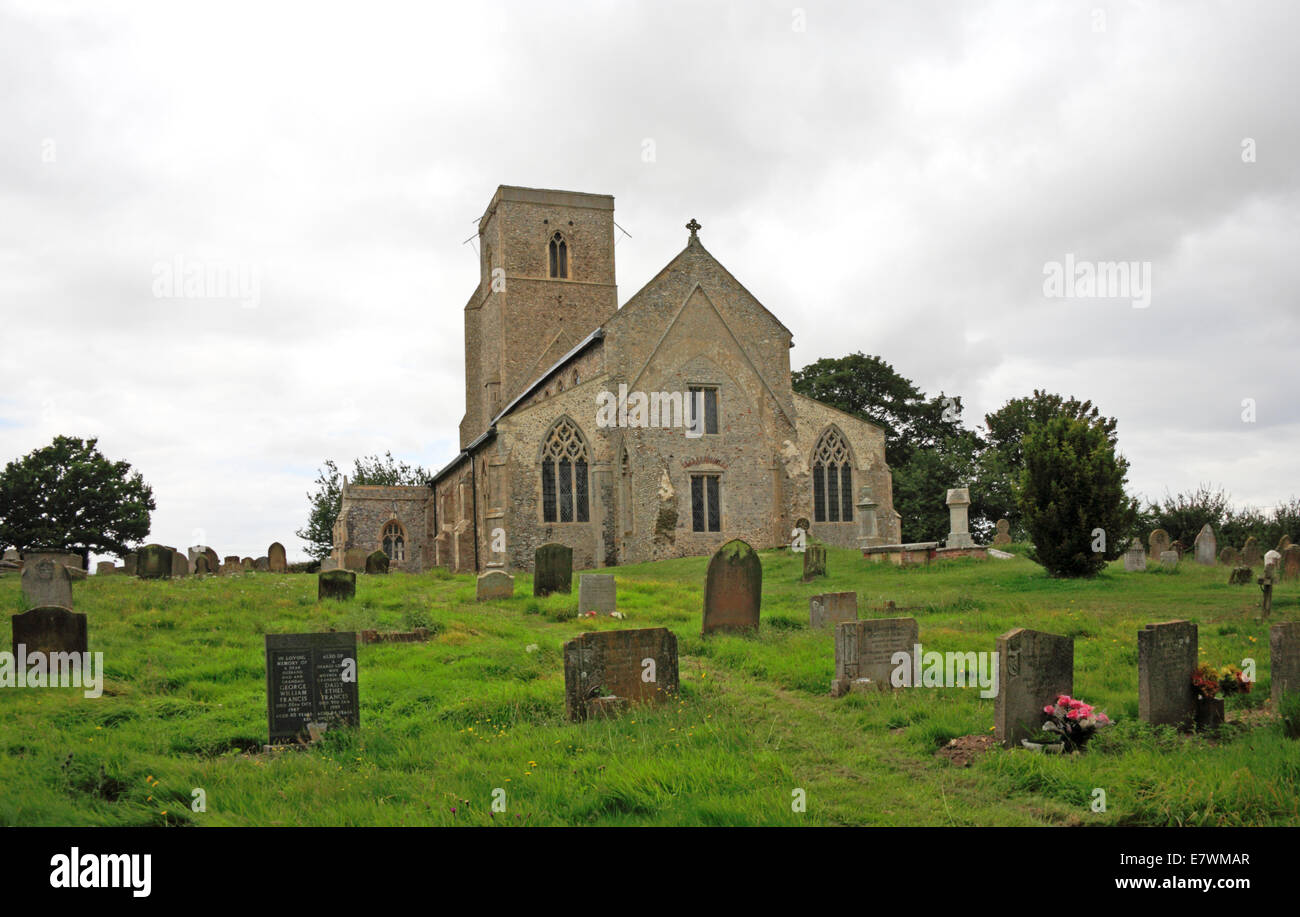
{"left": 296, "top": 452, "right": 430, "bottom": 561}
{"left": 1018, "top": 416, "right": 1138, "bottom": 577}
{"left": 0, "top": 435, "right": 154, "bottom": 564}
{"left": 1141, "top": 485, "right": 1230, "bottom": 547}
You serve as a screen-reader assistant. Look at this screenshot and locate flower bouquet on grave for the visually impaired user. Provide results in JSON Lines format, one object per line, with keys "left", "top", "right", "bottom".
{"left": 1038, "top": 695, "right": 1111, "bottom": 752}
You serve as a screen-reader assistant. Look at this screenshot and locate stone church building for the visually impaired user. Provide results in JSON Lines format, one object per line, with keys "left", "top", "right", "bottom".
{"left": 330, "top": 186, "right": 900, "bottom": 573}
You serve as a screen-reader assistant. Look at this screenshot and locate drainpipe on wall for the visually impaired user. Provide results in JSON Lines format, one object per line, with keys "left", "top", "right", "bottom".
{"left": 470, "top": 457, "right": 480, "bottom": 572}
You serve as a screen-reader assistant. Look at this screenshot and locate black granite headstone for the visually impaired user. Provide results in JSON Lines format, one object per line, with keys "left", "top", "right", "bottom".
{"left": 265, "top": 632, "right": 360, "bottom": 744}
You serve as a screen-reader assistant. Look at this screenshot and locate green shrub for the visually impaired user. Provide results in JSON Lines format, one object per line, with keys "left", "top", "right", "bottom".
{"left": 1279, "top": 692, "right": 1300, "bottom": 740}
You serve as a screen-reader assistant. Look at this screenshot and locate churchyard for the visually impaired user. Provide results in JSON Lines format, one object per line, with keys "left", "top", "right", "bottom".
{"left": 1, "top": 542, "right": 1297, "bottom": 827}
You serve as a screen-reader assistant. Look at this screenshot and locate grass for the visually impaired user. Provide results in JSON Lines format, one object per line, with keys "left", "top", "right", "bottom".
{"left": 0, "top": 544, "right": 1296, "bottom": 826}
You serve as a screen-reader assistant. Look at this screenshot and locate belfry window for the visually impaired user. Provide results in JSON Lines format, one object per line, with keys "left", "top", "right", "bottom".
{"left": 541, "top": 418, "right": 589, "bottom": 523}
{"left": 548, "top": 232, "right": 568, "bottom": 279}
{"left": 812, "top": 428, "right": 854, "bottom": 523}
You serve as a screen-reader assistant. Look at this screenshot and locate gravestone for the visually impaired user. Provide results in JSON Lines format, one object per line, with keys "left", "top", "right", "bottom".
{"left": 95, "top": 561, "right": 116, "bottom": 576}
{"left": 562, "top": 627, "right": 679, "bottom": 722}
{"left": 21, "top": 557, "right": 74, "bottom": 609}
{"left": 123, "top": 552, "right": 137, "bottom": 576}
{"left": 991, "top": 519, "right": 1012, "bottom": 546}
{"left": 995, "top": 628, "right": 1074, "bottom": 748}
{"left": 1283, "top": 545, "right": 1300, "bottom": 581}
{"left": 137, "top": 544, "right": 171, "bottom": 579}
{"left": 221, "top": 555, "right": 241, "bottom": 576}
{"left": 265, "top": 632, "right": 359, "bottom": 744}
{"left": 1148, "top": 528, "right": 1171, "bottom": 560}
{"left": 809, "top": 592, "right": 858, "bottom": 629}
{"left": 1278, "top": 535, "right": 1293, "bottom": 553}
{"left": 1242, "top": 536, "right": 1262, "bottom": 567}
{"left": 831, "top": 617, "right": 918, "bottom": 696}
{"left": 194, "top": 554, "right": 212, "bottom": 575}
{"left": 579, "top": 574, "right": 617, "bottom": 614}
{"left": 1264, "top": 549, "right": 1281, "bottom": 577}
{"left": 1170, "top": 540, "right": 1185, "bottom": 558}
{"left": 1193, "top": 524, "right": 1217, "bottom": 566}
{"left": 254, "top": 556, "right": 270, "bottom": 572}
{"left": 203, "top": 547, "right": 219, "bottom": 571}
{"left": 365, "top": 550, "right": 389, "bottom": 574}
{"left": 801, "top": 542, "right": 827, "bottom": 581}
{"left": 241, "top": 557, "right": 255, "bottom": 572}
{"left": 1228, "top": 566, "right": 1253, "bottom": 585}
{"left": 1123, "top": 538, "right": 1147, "bottom": 572}
{"left": 343, "top": 548, "right": 367, "bottom": 573}
{"left": 320, "top": 557, "right": 340, "bottom": 572}
{"left": 476, "top": 570, "right": 515, "bottom": 601}
{"left": 268, "top": 542, "right": 287, "bottom": 573}
{"left": 318, "top": 570, "right": 356, "bottom": 601}
{"left": 534, "top": 543, "right": 573, "bottom": 597}
{"left": 702, "top": 539, "right": 762, "bottom": 634}
{"left": 1138, "top": 620, "right": 1198, "bottom": 728}
{"left": 1270, "top": 622, "right": 1300, "bottom": 710}
{"left": 11, "top": 605, "right": 88, "bottom": 657}
{"left": 1219, "top": 546, "right": 1240, "bottom": 566}
{"left": 171, "top": 550, "right": 189, "bottom": 578}
{"left": 945, "top": 487, "right": 974, "bottom": 548}
{"left": 1159, "top": 550, "right": 1179, "bottom": 570}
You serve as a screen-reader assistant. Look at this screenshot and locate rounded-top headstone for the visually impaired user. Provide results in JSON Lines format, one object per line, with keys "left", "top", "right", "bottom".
{"left": 702, "top": 539, "right": 762, "bottom": 634}
{"left": 194, "top": 554, "right": 212, "bottom": 575}
{"left": 534, "top": 543, "right": 573, "bottom": 597}
{"left": 1148, "top": 528, "right": 1171, "bottom": 557}
{"left": 365, "top": 550, "right": 390, "bottom": 574}
{"left": 992, "top": 519, "right": 1012, "bottom": 546}
{"left": 318, "top": 569, "right": 357, "bottom": 601}
{"left": 137, "top": 544, "right": 172, "bottom": 579}
{"left": 1242, "top": 536, "right": 1262, "bottom": 567}
{"left": 11, "top": 605, "right": 88, "bottom": 656}
{"left": 1283, "top": 545, "right": 1300, "bottom": 581}
{"left": 268, "top": 542, "right": 287, "bottom": 573}
{"left": 1193, "top": 524, "right": 1217, "bottom": 565}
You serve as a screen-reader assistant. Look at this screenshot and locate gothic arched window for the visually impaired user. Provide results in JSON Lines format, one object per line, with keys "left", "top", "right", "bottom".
{"left": 541, "top": 418, "right": 589, "bottom": 523}
{"left": 548, "top": 231, "right": 568, "bottom": 279}
{"left": 381, "top": 520, "right": 406, "bottom": 562}
{"left": 812, "top": 428, "right": 854, "bottom": 523}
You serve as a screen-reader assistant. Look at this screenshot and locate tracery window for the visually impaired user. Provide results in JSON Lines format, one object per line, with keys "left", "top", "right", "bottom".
{"left": 541, "top": 418, "right": 589, "bottom": 523}
{"left": 548, "top": 232, "right": 568, "bottom": 279}
{"left": 381, "top": 520, "right": 406, "bottom": 562}
{"left": 812, "top": 428, "right": 854, "bottom": 523}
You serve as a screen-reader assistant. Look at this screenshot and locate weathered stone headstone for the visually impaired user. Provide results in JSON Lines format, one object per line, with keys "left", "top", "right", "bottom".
{"left": 533, "top": 543, "right": 573, "bottom": 597}
{"left": 475, "top": 570, "right": 515, "bottom": 601}
{"left": 11, "top": 605, "right": 88, "bottom": 657}
{"left": 995, "top": 628, "right": 1073, "bottom": 748}
{"left": 1270, "top": 622, "right": 1300, "bottom": 711}
{"left": 1228, "top": 566, "right": 1253, "bottom": 585}
{"left": 992, "top": 519, "right": 1012, "bottom": 546}
{"left": 1123, "top": 538, "right": 1147, "bottom": 572}
{"left": 318, "top": 570, "right": 356, "bottom": 601}
{"left": 268, "top": 542, "right": 287, "bottom": 573}
{"left": 265, "top": 632, "right": 359, "bottom": 744}
{"left": 562, "top": 627, "right": 679, "bottom": 722}
{"left": 1283, "top": 545, "right": 1300, "bottom": 581}
{"left": 801, "top": 542, "right": 827, "bottom": 582}
{"left": 2, "top": 548, "right": 19, "bottom": 563}
{"left": 241, "top": 557, "right": 255, "bottom": 572}
{"left": 579, "top": 574, "right": 617, "bottom": 614}
{"left": 123, "top": 552, "right": 138, "bottom": 576}
{"left": 203, "top": 547, "right": 219, "bottom": 571}
{"left": 219, "top": 556, "right": 240, "bottom": 576}
{"left": 1242, "top": 536, "right": 1262, "bottom": 567}
{"left": 1219, "top": 546, "right": 1240, "bottom": 566}
{"left": 95, "top": 561, "right": 116, "bottom": 576}
{"left": 1278, "top": 535, "right": 1293, "bottom": 553}
{"left": 365, "top": 550, "right": 389, "bottom": 574}
{"left": 21, "top": 557, "right": 74, "bottom": 609}
{"left": 171, "top": 550, "right": 189, "bottom": 578}
{"left": 1159, "top": 550, "right": 1179, "bottom": 570}
{"left": 194, "top": 554, "right": 212, "bottom": 575}
{"left": 343, "top": 548, "right": 367, "bottom": 573}
{"left": 831, "top": 617, "right": 917, "bottom": 696}
{"left": 810, "top": 592, "right": 858, "bottom": 629}
{"left": 137, "top": 544, "right": 171, "bottom": 579}
{"left": 1170, "top": 540, "right": 1186, "bottom": 558}
{"left": 1148, "top": 528, "right": 1171, "bottom": 560}
{"left": 945, "top": 487, "right": 974, "bottom": 548}
{"left": 254, "top": 556, "right": 270, "bottom": 572}
{"left": 702, "top": 539, "right": 762, "bottom": 634}
{"left": 1194, "top": 524, "right": 1217, "bottom": 566}
{"left": 320, "top": 557, "right": 340, "bottom": 572}
{"left": 1138, "top": 620, "right": 1198, "bottom": 728}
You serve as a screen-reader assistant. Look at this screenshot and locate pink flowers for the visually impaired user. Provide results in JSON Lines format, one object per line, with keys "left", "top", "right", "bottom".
{"left": 1040, "top": 693, "right": 1113, "bottom": 750}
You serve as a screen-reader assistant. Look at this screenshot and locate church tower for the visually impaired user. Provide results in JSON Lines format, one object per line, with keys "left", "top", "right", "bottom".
{"left": 459, "top": 186, "right": 619, "bottom": 448}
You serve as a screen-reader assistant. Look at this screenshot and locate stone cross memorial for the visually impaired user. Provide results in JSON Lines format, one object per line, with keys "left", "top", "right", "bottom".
{"left": 578, "top": 574, "right": 617, "bottom": 614}
{"left": 534, "top": 543, "right": 573, "bottom": 597}
{"left": 995, "top": 628, "right": 1074, "bottom": 748}
{"left": 562, "top": 627, "right": 679, "bottom": 722}
{"left": 831, "top": 617, "right": 918, "bottom": 696}
{"left": 702, "top": 539, "right": 762, "bottom": 634}
{"left": 1270, "top": 622, "right": 1300, "bottom": 710}
{"left": 1138, "top": 620, "right": 1198, "bottom": 728}
{"left": 265, "top": 632, "right": 359, "bottom": 744}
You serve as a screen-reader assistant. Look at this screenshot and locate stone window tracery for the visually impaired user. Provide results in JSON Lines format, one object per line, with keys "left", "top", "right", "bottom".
{"left": 541, "top": 418, "right": 589, "bottom": 523}
{"left": 813, "top": 428, "right": 854, "bottom": 523}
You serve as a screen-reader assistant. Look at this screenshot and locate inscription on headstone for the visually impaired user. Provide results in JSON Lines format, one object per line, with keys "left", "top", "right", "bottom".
{"left": 810, "top": 592, "right": 858, "bottom": 629}
{"left": 578, "top": 574, "right": 617, "bottom": 614}
{"left": 562, "top": 627, "right": 679, "bottom": 722}
{"left": 702, "top": 539, "right": 762, "bottom": 634}
{"left": 995, "top": 628, "right": 1073, "bottom": 748}
{"left": 20, "top": 557, "right": 74, "bottom": 609}
{"left": 831, "top": 617, "right": 918, "bottom": 696}
{"left": 1194, "top": 524, "right": 1217, "bottom": 566}
{"left": 1148, "top": 528, "right": 1171, "bottom": 559}
{"left": 1138, "top": 620, "right": 1198, "bottom": 728}
{"left": 1123, "top": 537, "right": 1146, "bottom": 572}
{"left": 265, "top": 632, "right": 359, "bottom": 744}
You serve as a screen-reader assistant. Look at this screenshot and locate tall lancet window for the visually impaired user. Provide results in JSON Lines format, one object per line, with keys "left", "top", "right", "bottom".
{"left": 548, "top": 231, "right": 568, "bottom": 279}
{"left": 812, "top": 428, "right": 854, "bottom": 523}
{"left": 541, "top": 417, "right": 589, "bottom": 523}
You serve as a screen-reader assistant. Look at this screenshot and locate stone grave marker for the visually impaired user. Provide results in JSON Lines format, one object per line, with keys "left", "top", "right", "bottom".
{"left": 268, "top": 542, "right": 287, "bottom": 573}
{"left": 1278, "top": 534, "right": 1293, "bottom": 553}
{"left": 137, "top": 544, "right": 171, "bottom": 579}
{"left": 203, "top": 547, "right": 219, "bottom": 571}
{"left": 194, "top": 554, "right": 212, "bottom": 575}
{"left": 265, "top": 632, "right": 359, "bottom": 745}
{"left": 1123, "top": 538, "right": 1146, "bottom": 571}
{"left": 1228, "top": 566, "right": 1253, "bottom": 585}
{"left": 562, "top": 627, "right": 679, "bottom": 722}
{"left": 945, "top": 487, "right": 974, "bottom": 548}
{"left": 831, "top": 617, "right": 917, "bottom": 696}
{"left": 1270, "top": 622, "right": 1300, "bottom": 711}
{"left": 1138, "top": 620, "right": 1198, "bottom": 728}
{"left": 123, "top": 552, "right": 138, "bottom": 576}
{"left": 702, "top": 539, "right": 762, "bottom": 634}
{"left": 318, "top": 570, "right": 356, "bottom": 601}
{"left": 254, "top": 556, "right": 269, "bottom": 572}
{"left": 578, "top": 574, "right": 616, "bottom": 614}
{"left": 1148, "top": 528, "right": 1171, "bottom": 559}
{"left": 802, "top": 542, "right": 827, "bottom": 582}
{"left": 995, "top": 628, "right": 1073, "bottom": 748}
{"left": 1219, "top": 546, "right": 1240, "bottom": 566}
{"left": 343, "top": 548, "right": 367, "bottom": 573}
{"left": 1159, "top": 550, "right": 1179, "bottom": 570}
{"left": 1264, "top": 549, "right": 1281, "bottom": 578}
{"left": 95, "top": 561, "right": 116, "bottom": 576}
{"left": 221, "top": 555, "right": 241, "bottom": 576}
{"left": 171, "top": 550, "right": 189, "bottom": 578}
{"left": 809, "top": 592, "right": 858, "bottom": 629}
{"left": 476, "top": 570, "right": 515, "bottom": 601}
{"left": 1194, "top": 524, "right": 1217, "bottom": 565}
{"left": 534, "top": 543, "right": 573, "bottom": 597}
{"left": 365, "top": 550, "right": 389, "bottom": 574}
{"left": 11, "top": 605, "right": 88, "bottom": 657}
{"left": 1242, "top": 536, "right": 1262, "bottom": 567}
{"left": 1259, "top": 572, "right": 1275, "bottom": 618}
{"left": 1283, "top": 545, "right": 1300, "bottom": 581}
{"left": 241, "top": 557, "right": 255, "bottom": 572}
{"left": 992, "top": 519, "right": 1012, "bottom": 546}
{"left": 21, "top": 557, "right": 74, "bottom": 609}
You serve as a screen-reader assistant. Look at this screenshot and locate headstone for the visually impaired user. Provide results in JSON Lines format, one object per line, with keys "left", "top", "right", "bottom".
{"left": 992, "top": 519, "right": 1012, "bottom": 546}
{"left": 1159, "top": 550, "right": 1179, "bottom": 570}
{"left": 701, "top": 539, "right": 762, "bottom": 634}
{"left": 365, "top": 550, "right": 389, "bottom": 574}
{"left": 1148, "top": 528, "right": 1171, "bottom": 559}
{"left": 562, "top": 627, "right": 679, "bottom": 722}
{"left": 1242, "top": 536, "right": 1262, "bottom": 567}
{"left": 1228, "top": 566, "right": 1253, "bottom": 585}
{"left": 1138, "top": 620, "right": 1198, "bottom": 728}
{"left": 1123, "top": 538, "right": 1146, "bottom": 572}
{"left": 265, "top": 632, "right": 359, "bottom": 744}
{"left": 254, "top": 556, "right": 270, "bottom": 572}
{"left": 1270, "top": 622, "right": 1300, "bottom": 711}
{"left": 1219, "top": 546, "right": 1240, "bottom": 566}
{"left": 137, "top": 544, "right": 171, "bottom": 579}
{"left": 171, "top": 550, "right": 189, "bottom": 578}
{"left": 222, "top": 556, "right": 241, "bottom": 575}
{"left": 268, "top": 542, "right": 287, "bottom": 573}
{"left": 945, "top": 487, "right": 974, "bottom": 548}
{"left": 578, "top": 574, "right": 617, "bottom": 614}
{"left": 801, "top": 542, "right": 827, "bottom": 582}
{"left": 95, "top": 561, "right": 116, "bottom": 576}
{"left": 1193, "top": 524, "right": 1217, "bottom": 565}
{"left": 318, "top": 570, "right": 356, "bottom": 601}
{"left": 11, "top": 605, "right": 88, "bottom": 657}
{"left": 534, "top": 543, "right": 573, "bottom": 597}
{"left": 476, "top": 570, "right": 515, "bottom": 601}
{"left": 194, "top": 554, "right": 212, "bottom": 575}
{"left": 343, "top": 548, "right": 367, "bottom": 573}
{"left": 831, "top": 617, "right": 917, "bottom": 696}
{"left": 1283, "top": 545, "right": 1300, "bottom": 581}
{"left": 203, "top": 547, "right": 219, "bottom": 571}
{"left": 20, "top": 557, "right": 74, "bottom": 609}
{"left": 123, "top": 552, "right": 137, "bottom": 576}
{"left": 1170, "top": 540, "right": 1185, "bottom": 558}
{"left": 320, "top": 557, "right": 340, "bottom": 572}
{"left": 1278, "top": 535, "right": 1293, "bottom": 553}
{"left": 1264, "top": 549, "right": 1281, "bottom": 574}
{"left": 995, "top": 628, "right": 1074, "bottom": 748}
{"left": 809, "top": 592, "right": 858, "bottom": 629}
{"left": 2, "top": 548, "right": 19, "bottom": 563}
{"left": 241, "top": 557, "right": 255, "bottom": 572}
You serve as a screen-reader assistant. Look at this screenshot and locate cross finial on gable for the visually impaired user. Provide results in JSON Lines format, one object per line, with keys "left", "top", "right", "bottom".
{"left": 686, "top": 218, "right": 701, "bottom": 238}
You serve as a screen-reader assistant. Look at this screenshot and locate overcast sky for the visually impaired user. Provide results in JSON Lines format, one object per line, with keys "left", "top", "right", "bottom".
{"left": 2, "top": 0, "right": 1297, "bottom": 564}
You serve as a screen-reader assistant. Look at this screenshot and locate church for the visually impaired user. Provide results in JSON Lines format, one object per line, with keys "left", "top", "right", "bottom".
{"left": 329, "top": 186, "right": 901, "bottom": 573}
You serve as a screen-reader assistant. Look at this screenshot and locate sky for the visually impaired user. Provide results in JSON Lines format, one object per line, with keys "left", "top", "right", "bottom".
{"left": 1, "top": 0, "right": 1297, "bottom": 565}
